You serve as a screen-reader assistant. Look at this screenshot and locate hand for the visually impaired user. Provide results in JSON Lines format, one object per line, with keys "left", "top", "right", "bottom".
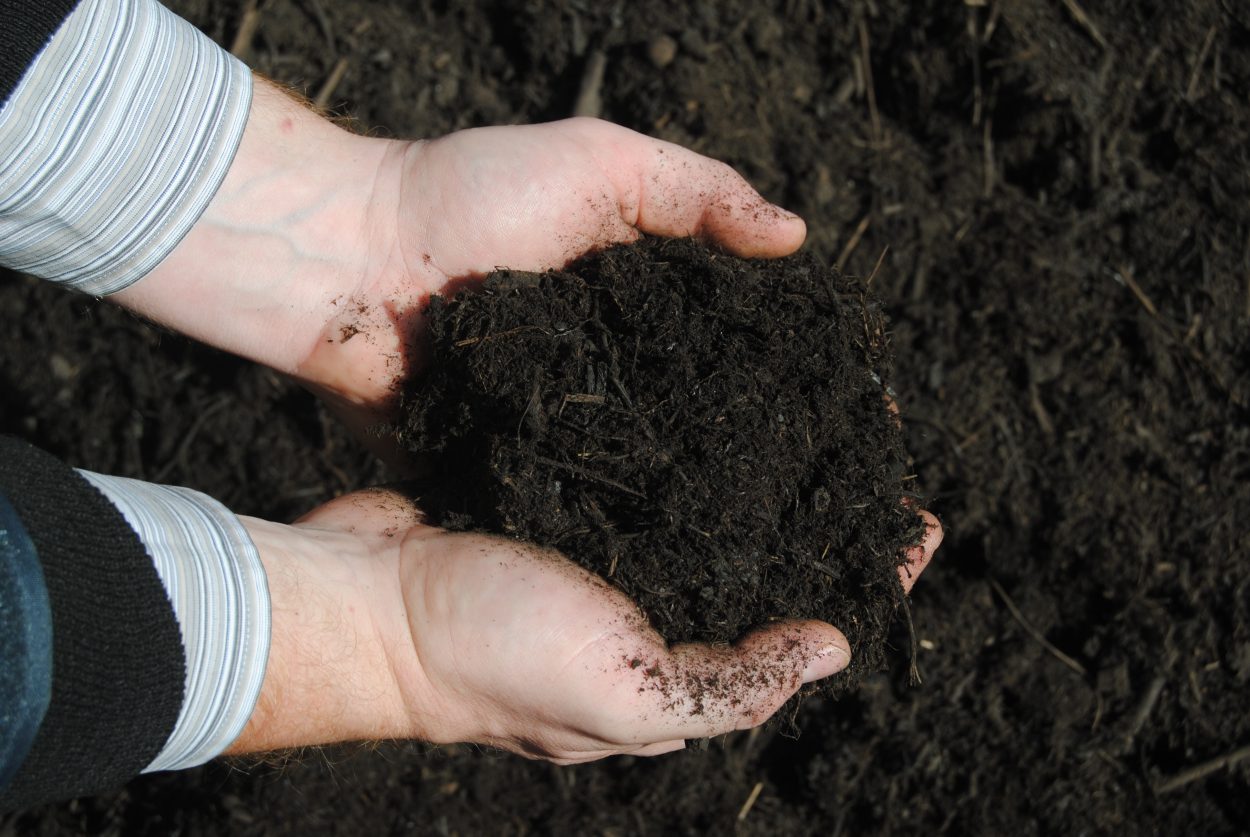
{"left": 300, "top": 117, "right": 808, "bottom": 425}
{"left": 115, "top": 79, "right": 807, "bottom": 452}
{"left": 230, "top": 490, "right": 940, "bottom": 762}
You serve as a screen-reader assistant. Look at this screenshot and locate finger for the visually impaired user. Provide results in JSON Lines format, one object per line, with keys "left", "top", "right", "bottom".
{"left": 899, "top": 509, "right": 942, "bottom": 594}
{"left": 627, "top": 619, "right": 849, "bottom": 742}
{"left": 586, "top": 121, "right": 806, "bottom": 258}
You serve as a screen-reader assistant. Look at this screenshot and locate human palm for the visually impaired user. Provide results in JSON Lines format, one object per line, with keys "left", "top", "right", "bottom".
{"left": 309, "top": 118, "right": 808, "bottom": 425}
{"left": 392, "top": 118, "right": 806, "bottom": 284}
{"left": 295, "top": 489, "right": 938, "bottom": 763}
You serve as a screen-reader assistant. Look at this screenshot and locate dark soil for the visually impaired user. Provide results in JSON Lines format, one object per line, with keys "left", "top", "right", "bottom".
{"left": 400, "top": 238, "right": 923, "bottom": 690}
{"left": 3, "top": 0, "right": 1249, "bottom": 835}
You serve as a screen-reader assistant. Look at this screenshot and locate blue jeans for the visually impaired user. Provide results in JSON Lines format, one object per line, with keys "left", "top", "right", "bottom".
{"left": 0, "top": 492, "right": 51, "bottom": 795}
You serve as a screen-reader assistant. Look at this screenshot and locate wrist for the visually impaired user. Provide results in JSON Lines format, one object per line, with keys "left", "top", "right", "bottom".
{"left": 294, "top": 135, "right": 441, "bottom": 416}
{"left": 226, "top": 515, "right": 414, "bottom": 753}
{"left": 114, "top": 78, "right": 420, "bottom": 407}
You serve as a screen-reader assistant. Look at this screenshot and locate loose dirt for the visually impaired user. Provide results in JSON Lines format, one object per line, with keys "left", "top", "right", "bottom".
{"left": 399, "top": 237, "right": 924, "bottom": 692}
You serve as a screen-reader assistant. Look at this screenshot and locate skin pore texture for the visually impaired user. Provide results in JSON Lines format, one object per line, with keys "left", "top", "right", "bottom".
{"left": 112, "top": 76, "right": 941, "bottom": 760}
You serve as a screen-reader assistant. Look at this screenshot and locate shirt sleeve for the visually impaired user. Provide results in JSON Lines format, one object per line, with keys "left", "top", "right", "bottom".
{"left": 78, "top": 472, "right": 271, "bottom": 774}
{"left": 0, "top": 437, "right": 271, "bottom": 812}
{"left": 0, "top": 0, "right": 252, "bottom": 296}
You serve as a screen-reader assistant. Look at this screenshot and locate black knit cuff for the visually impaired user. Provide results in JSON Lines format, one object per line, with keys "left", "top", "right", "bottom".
{"left": 0, "top": 437, "right": 185, "bottom": 812}
{"left": 0, "top": 0, "right": 79, "bottom": 108}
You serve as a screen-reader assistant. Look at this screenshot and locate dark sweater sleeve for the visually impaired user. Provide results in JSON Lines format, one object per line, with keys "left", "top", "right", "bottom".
{"left": 0, "top": 1, "right": 80, "bottom": 108}
{"left": 0, "top": 437, "right": 185, "bottom": 812}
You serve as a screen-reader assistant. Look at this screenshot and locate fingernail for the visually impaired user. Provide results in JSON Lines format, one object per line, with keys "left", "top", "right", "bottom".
{"left": 773, "top": 204, "right": 802, "bottom": 222}
{"left": 801, "top": 644, "right": 850, "bottom": 684}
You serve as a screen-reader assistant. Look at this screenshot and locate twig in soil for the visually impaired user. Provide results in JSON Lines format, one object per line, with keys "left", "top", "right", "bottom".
{"left": 516, "top": 374, "right": 542, "bottom": 438}
{"left": 1118, "top": 674, "right": 1166, "bottom": 755}
{"left": 968, "top": 4, "right": 984, "bottom": 127}
{"left": 1027, "top": 380, "right": 1055, "bottom": 438}
{"left": 607, "top": 370, "right": 636, "bottom": 410}
{"left": 1185, "top": 26, "right": 1218, "bottom": 102}
{"left": 736, "top": 781, "right": 764, "bottom": 821}
{"left": 558, "top": 393, "right": 606, "bottom": 420}
{"left": 313, "top": 57, "right": 351, "bottom": 110}
{"left": 1058, "top": 0, "right": 1108, "bottom": 50}
{"left": 1089, "top": 120, "right": 1102, "bottom": 187}
{"left": 230, "top": 0, "right": 263, "bottom": 58}
{"left": 866, "top": 245, "right": 889, "bottom": 287}
{"left": 989, "top": 579, "right": 1087, "bottom": 677}
{"left": 982, "top": 117, "right": 995, "bottom": 198}
{"left": 633, "top": 578, "right": 676, "bottom": 599}
{"left": 534, "top": 455, "right": 646, "bottom": 499}
{"left": 992, "top": 413, "right": 1026, "bottom": 487}
{"left": 454, "top": 325, "right": 550, "bottom": 347}
{"left": 1112, "top": 266, "right": 1161, "bottom": 320}
{"left": 572, "top": 49, "right": 608, "bottom": 118}
{"left": 1154, "top": 744, "right": 1250, "bottom": 794}
{"left": 683, "top": 522, "right": 713, "bottom": 539}
{"left": 836, "top": 215, "right": 872, "bottom": 272}
{"left": 723, "top": 727, "right": 762, "bottom": 781}
{"left": 1086, "top": 51, "right": 1114, "bottom": 188}
{"left": 152, "top": 396, "right": 230, "bottom": 483}
{"left": 1105, "top": 46, "right": 1161, "bottom": 163}
{"left": 901, "top": 595, "right": 922, "bottom": 686}
{"left": 809, "top": 559, "right": 837, "bottom": 579}
{"left": 1025, "top": 354, "right": 1055, "bottom": 439}
{"left": 1243, "top": 229, "right": 1250, "bottom": 320}
{"left": 856, "top": 16, "right": 883, "bottom": 145}
{"left": 1112, "top": 267, "right": 1244, "bottom": 406}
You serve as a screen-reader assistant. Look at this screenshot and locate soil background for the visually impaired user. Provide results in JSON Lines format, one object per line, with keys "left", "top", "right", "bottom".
{"left": 2, "top": 0, "right": 1249, "bottom": 834}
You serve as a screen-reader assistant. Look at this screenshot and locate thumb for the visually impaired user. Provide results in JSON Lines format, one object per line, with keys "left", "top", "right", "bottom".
{"left": 634, "top": 619, "right": 849, "bottom": 741}
{"left": 581, "top": 120, "right": 807, "bottom": 258}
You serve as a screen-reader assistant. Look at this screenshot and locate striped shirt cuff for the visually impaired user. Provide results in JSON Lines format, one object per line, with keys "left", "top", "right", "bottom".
{"left": 0, "top": 0, "right": 251, "bottom": 295}
{"left": 77, "top": 472, "right": 270, "bottom": 772}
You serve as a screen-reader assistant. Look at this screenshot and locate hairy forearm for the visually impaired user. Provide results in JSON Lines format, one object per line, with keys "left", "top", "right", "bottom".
{"left": 113, "top": 77, "right": 418, "bottom": 410}
{"left": 226, "top": 516, "right": 413, "bottom": 753}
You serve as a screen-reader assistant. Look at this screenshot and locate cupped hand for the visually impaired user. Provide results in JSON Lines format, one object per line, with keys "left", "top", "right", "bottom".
{"left": 116, "top": 79, "right": 802, "bottom": 450}
{"left": 275, "top": 490, "right": 940, "bottom": 764}
{"left": 391, "top": 118, "right": 806, "bottom": 280}
{"left": 299, "top": 117, "right": 807, "bottom": 436}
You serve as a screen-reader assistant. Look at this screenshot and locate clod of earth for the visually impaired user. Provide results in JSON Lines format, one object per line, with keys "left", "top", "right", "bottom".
{"left": 399, "top": 237, "right": 925, "bottom": 695}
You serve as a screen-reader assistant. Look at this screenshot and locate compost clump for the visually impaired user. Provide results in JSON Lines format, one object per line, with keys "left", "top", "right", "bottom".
{"left": 399, "top": 237, "right": 924, "bottom": 691}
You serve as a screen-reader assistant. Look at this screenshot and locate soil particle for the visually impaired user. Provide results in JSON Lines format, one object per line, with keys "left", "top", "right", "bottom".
{"left": 646, "top": 35, "right": 678, "bottom": 69}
